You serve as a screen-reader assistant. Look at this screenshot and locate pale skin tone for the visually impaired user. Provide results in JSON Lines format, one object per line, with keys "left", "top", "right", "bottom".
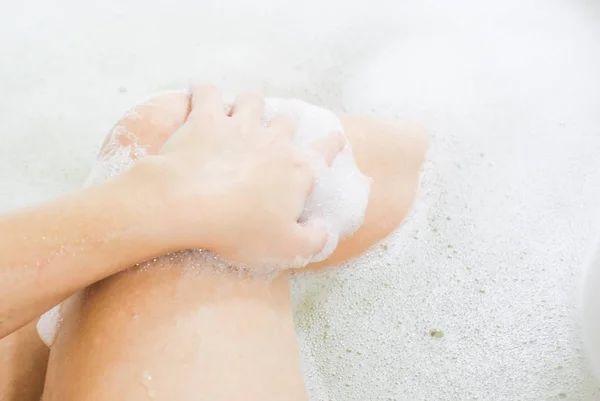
{"left": 0, "top": 88, "right": 428, "bottom": 401}
{"left": 0, "top": 320, "right": 48, "bottom": 401}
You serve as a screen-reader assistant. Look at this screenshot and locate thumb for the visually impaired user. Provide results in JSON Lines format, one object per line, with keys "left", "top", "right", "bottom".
{"left": 291, "top": 220, "right": 330, "bottom": 266}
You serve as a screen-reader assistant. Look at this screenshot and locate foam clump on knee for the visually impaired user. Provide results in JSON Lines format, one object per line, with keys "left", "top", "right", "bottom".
{"left": 262, "top": 99, "right": 370, "bottom": 263}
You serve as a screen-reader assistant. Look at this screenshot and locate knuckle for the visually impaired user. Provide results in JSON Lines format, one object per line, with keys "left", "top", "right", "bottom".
{"left": 192, "top": 109, "right": 218, "bottom": 123}
{"left": 270, "top": 118, "right": 294, "bottom": 136}
{"left": 229, "top": 115, "right": 243, "bottom": 128}
{"left": 291, "top": 152, "right": 312, "bottom": 169}
{"left": 318, "top": 141, "right": 333, "bottom": 155}
{"left": 272, "top": 136, "right": 290, "bottom": 152}
{"left": 279, "top": 115, "right": 294, "bottom": 127}
{"left": 283, "top": 119, "right": 296, "bottom": 134}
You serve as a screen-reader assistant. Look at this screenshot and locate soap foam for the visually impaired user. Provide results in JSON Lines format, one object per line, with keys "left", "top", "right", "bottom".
{"left": 262, "top": 99, "right": 370, "bottom": 263}
{"left": 582, "top": 245, "right": 600, "bottom": 377}
{"left": 37, "top": 96, "right": 370, "bottom": 346}
{"left": 36, "top": 304, "right": 61, "bottom": 347}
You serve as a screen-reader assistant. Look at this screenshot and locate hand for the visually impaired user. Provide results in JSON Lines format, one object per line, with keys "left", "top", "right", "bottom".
{"left": 134, "top": 85, "right": 346, "bottom": 269}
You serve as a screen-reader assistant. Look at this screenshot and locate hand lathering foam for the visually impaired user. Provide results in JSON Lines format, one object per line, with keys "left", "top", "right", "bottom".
{"left": 36, "top": 96, "right": 370, "bottom": 346}
{"left": 262, "top": 99, "right": 370, "bottom": 263}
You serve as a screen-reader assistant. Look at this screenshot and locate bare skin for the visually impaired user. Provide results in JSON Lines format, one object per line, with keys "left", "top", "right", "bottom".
{"left": 0, "top": 320, "right": 48, "bottom": 401}
{"left": 38, "top": 92, "right": 428, "bottom": 400}
{"left": 0, "top": 86, "right": 350, "bottom": 401}
{"left": 92, "top": 90, "right": 429, "bottom": 270}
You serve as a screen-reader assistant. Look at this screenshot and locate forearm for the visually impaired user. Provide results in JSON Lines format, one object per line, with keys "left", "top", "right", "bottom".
{"left": 0, "top": 166, "right": 172, "bottom": 338}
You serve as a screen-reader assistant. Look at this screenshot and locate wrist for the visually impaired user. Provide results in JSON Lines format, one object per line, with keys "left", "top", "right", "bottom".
{"left": 111, "top": 159, "right": 178, "bottom": 256}
{"left": 123, "top": 155, "right": 212, "bottom": 253}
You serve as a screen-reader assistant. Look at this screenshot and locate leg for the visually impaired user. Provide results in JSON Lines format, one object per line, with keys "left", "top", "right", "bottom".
{"left": 44, "top": 256, "right": 306, "bottom": 401}
{"left": 0, "top": 93, "right": 190, "bottom": 401}
{"left": 43, "top": 94, "right": 311, "bottom": 401}
{"left": 42, "top": 92, "right": 428, "bottom": 399}
{"left": 0, "top": 320, "right": 49, "bottom": 401}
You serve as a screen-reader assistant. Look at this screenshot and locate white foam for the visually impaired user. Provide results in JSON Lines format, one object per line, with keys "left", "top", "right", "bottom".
{"left": 36, "top": 304, "right": 61, "bottom": 347}
{"left": 84, "top": 128, "right": 146, "bottom": 187}
{"left": 582, "top": 245, "right": 600, "bottom": 377}
{"left": 262, "top": 99, "right": 370, "bottom": 263}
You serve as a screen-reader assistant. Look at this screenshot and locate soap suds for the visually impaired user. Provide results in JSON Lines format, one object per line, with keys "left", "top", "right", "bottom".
{"left": 36, "top": 304, "right": 62, "bottom": 347}
{"left": 582, "top": 245, "right": 600, "bottom": 377}
{"left": 262, "top": 99, "right": 370, "bottom": 263}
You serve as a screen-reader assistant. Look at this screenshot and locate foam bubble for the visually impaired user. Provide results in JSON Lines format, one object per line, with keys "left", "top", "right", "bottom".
{"left": 36, "top": 304, "right": 62, "bottom": 347}
{"left": 262, "top": 99, "right": 370, "bottom": 263}
{"left": 582, "top": 245, "right": 600, "bottom": 376}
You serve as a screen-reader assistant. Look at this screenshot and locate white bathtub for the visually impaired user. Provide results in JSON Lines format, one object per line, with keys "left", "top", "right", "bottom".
{"left": 1, "top": 0, "right": 599, "bottom": 399}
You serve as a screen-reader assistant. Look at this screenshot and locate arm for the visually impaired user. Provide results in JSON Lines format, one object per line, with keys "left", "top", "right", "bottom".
{"left": 0, "top": 169, "right": 171, "bottom": 338}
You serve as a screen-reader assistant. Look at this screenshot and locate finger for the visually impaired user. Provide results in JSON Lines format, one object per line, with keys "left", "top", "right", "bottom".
{"left": 292, "top": 153, "right": 316, "bottom": 197}
{"left": 98, "top": 91, "right": 192, "bottom": 159}
{"left": 309, "top": 131, "right": 346, "bottom": 167}
{"left": 267, "top": 115, "right": 296, "bottom": 142}
{"left": 188, "top": 84, "right": 224, "bottom": 120}
{"left": 289, "top": 221, "right": 329, "bottom": 262}
{"left": 230, "top": 92, "right": 265, "bottom": 122}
